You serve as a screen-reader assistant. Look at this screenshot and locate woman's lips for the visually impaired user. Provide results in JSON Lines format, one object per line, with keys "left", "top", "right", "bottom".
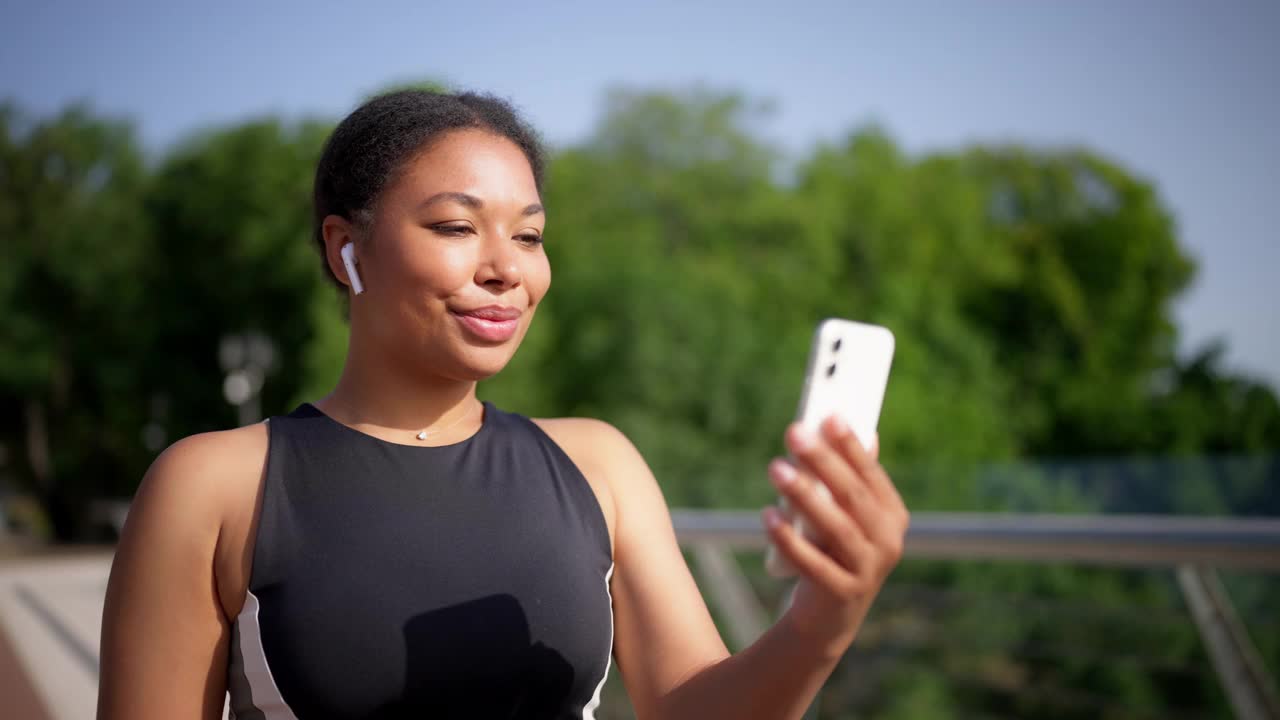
{"left": 450, "top": 308, "right": 521, "bottom": 342}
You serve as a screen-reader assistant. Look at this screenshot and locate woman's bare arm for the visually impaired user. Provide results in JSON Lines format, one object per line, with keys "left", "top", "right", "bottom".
{"left": 537, "top": 417, "right": 730, "bottom": 718}
{"left": 554, "top": 417, "right": 907, "bottom": 720}
{"left": 98, "top": 426, "right": 265, "bottom": 720}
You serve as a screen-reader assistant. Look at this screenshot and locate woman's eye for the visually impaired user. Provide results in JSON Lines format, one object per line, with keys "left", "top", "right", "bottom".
{"left": 431, "top": 224, "right": 472, "bottom": 236}
{"left": 429, "top": 224, "right": 540, "bottom": 245}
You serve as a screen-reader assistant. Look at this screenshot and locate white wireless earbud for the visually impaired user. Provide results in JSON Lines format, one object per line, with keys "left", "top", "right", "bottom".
{"left": 340, "top": 242, "right": 364, "bottom": 295}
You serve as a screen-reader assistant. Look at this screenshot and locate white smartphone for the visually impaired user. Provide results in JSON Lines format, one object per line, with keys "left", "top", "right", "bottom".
{"left": 765, "top": 318, "right": 895, "bottom": 578}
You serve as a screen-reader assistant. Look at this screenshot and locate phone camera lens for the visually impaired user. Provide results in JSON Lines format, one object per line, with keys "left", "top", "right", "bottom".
{"left": 826, "top": 363, "right": 837, "bottom": 378}
{"left": 832, "top": 338, "right": 843, "bottom": 352}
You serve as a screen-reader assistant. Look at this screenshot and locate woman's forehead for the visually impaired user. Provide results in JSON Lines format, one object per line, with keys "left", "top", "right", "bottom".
{"left": 391, "top": 129, "right": 539, "bottom": 206}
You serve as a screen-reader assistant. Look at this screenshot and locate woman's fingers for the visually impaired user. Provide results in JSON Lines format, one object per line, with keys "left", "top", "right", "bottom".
{"left": 768, "top": 458, "right": 864, "bottom": 568}
{"left": 784, "top": 423, "right": 867, "bottom": 519}
{"left": 779, "top": 418, "right": 909, "bottom": 578}
{"left": 824, "top": 417, "right": 907, "bottom": 517}
{"left": 786, "top": 420, "right": 894, "bottom": 546}
{"left": 763, "top": 506, "right": 865, "bottom": 599}
{"left": 820, "top": 419, "right": 909, "bottom": 571}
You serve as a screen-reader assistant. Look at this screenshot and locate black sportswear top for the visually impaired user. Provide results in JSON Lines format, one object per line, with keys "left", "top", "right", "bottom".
{"left": 226, "top": 402, "right": 615, "bottom": 720}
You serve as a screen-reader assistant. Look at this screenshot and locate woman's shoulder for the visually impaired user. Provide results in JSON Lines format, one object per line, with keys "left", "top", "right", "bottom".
{"left": 529, "top": 416, "right": 642, "bottom": 478}
{"left": 127, "top": 422, "right": 269, "bottom": 544}
{"left": 531, "top": 417, "right": 651, "bottom": 552}
{"left": 114, "top": 422, "right": 271, "bottom": 621}
{"left": 531, "top": 415, "right": 664, "bottom": 519}
{"left": 144, "top": 422, "right": 269, "bottom": 504}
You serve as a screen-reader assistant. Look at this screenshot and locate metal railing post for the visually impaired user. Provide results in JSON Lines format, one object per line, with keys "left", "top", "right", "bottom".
{"left": 689, "top": 542, "right": 769, "bottom": 651}
{"left": 1176, "top": 565, "right": 1280, "bottom": 720}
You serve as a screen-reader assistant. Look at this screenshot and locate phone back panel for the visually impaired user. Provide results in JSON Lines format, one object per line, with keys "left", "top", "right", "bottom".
{"left": 795, "top": 319, "right": 895, "bottom": 450}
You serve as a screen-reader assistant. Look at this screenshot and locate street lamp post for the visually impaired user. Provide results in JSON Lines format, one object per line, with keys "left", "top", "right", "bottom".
{"left": 219, "top": 331, "right": 277, "bottom": 426}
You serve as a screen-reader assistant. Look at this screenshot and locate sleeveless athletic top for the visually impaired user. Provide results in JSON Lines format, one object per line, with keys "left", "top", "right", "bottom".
{"left": 226, "top": 402, "right": 615, "bottom": 720}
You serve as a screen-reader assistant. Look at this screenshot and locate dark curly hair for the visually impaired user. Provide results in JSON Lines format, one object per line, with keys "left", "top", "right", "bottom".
{"left": 312, "top": 89, "right": 546, "bottom": 289}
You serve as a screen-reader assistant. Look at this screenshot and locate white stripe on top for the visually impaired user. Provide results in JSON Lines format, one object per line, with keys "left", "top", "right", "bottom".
{"left": 232, "top": 591, "right": 300, "bottom": 720}
{"left": 581, "top": 563, "right": 615, "bottom": 720}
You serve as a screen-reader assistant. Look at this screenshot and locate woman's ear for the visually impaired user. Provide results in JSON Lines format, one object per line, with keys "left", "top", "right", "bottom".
{"left": 322, "top": 215, "right": 361, "bottom": 293}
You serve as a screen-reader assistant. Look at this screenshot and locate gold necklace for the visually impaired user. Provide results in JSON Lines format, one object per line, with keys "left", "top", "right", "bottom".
{"left": 415, "top": 401, "right": 481, "bottom": 441}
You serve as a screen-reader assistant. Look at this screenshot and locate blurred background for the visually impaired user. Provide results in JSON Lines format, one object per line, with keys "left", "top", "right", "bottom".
{"left": 1, "top": 1, "right": 1278, "bottom": 718}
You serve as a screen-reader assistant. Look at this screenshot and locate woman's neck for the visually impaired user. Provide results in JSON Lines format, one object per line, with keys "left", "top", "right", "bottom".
{"left": 312, "top": 343, "right": 484, "bottom": 445}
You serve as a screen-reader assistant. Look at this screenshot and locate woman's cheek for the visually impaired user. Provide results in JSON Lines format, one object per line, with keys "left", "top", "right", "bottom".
{"left": 527, "top": 253, "right": 552, "bottom": 305}
{"left": 408, "top": 243, "right": 478, "bottom": 291}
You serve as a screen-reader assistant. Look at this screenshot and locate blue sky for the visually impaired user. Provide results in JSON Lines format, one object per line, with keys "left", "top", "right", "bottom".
{"left": 3, "top": 0, "right": 1277, "bottom": 388}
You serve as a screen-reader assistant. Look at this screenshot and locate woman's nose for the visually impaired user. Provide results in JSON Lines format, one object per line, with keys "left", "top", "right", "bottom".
{"left": 476, "top": 233, "right": 522, "bottom": 289}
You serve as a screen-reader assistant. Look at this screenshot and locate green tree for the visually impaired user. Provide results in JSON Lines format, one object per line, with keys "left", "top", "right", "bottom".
{"left": 959, "top": 147, "right": 1197, "bottom": 455}
{"left": 1149, "top": 342, "right": 1280, "bottom": 456}
{"left": 0, "top": 102, "right": 151, "bottom": 538}
{"left": 795, "top": 129, "right": 1022, "bottom": 473}
{"left": 141, "top": 117, "right": 334, "bottom": 443}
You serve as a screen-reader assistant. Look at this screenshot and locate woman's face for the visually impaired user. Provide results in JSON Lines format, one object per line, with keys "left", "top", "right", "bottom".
{"left": 335, "top": 128, "right": 550, "bottom": 382}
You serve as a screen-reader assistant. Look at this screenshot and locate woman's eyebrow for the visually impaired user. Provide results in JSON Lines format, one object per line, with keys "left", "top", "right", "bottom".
{"left": 419, "top": 191, "right": 482, "bottom": 210}
{"left": 418, "top": 192, "right": 544, "bottom": 217}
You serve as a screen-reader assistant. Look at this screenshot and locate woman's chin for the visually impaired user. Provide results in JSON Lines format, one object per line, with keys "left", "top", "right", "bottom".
{"left": 446, "top": 347, "right": 519, "bottom": 382}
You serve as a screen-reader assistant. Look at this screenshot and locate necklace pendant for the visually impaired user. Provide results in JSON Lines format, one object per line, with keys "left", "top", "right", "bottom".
{"left": 416, "top": 430, "right": 429, "bottom": 441}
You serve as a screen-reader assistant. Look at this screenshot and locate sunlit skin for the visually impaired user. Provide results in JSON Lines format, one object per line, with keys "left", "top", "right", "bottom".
{"left": 97, "top": 127, "right": 909, "bottom": 720}
{"left": 314, "top": 127, "right": 551, "bottom": 439}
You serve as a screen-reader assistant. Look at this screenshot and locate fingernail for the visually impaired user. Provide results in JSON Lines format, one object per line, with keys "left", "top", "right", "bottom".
{"left": 763, "top": 506, "right": 781, "bottom": 529}
{"left": 769, "top": 458, "right": 796, "bottom": 486}
{"left": 789, "top": 425, "right": 817, "bottom": 452}
{"left": 828, "top": 415, "right": 851, "bottom": 437}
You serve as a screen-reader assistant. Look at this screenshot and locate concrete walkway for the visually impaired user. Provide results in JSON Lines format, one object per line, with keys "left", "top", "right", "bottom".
{"left": 0, "top": 551, "right": 237, "bottom": 720}
{"left": 0, "top": 553, "right": 111, "bottom": 720}
{"left": 0, "top": 614, "right": 52, "bottom": 720}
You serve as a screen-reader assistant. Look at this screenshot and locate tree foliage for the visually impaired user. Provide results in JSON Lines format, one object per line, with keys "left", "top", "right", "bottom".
{"left": 141, "top": 118, "right": 331, "bottom": 441}
{"left": 0, "top": 102, "right": 151, "bottom": 535}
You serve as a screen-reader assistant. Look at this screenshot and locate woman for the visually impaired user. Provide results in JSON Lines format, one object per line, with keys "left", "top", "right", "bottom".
{"left": 98, "top": 89, "right": 909, "bottom": 720}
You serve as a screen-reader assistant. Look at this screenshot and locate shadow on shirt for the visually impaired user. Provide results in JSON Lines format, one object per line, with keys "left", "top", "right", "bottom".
{"left": 376, "top": 593, "right": 577, "bottom": 719}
